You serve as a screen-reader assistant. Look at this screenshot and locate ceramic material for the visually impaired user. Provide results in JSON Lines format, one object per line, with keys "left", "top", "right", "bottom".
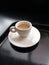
{"left": 8, "top": 26, "right": 41, "bottom": 48}
{"left": 10, "top": 21, "right": 32, "bottom": 37}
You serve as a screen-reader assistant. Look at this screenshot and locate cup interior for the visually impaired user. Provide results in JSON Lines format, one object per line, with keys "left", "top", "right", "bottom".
{"left": 15, "top": 21, "right": 32, "bottom": 30}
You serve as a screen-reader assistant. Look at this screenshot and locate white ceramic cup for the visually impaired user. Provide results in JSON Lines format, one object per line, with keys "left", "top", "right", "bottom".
{"left": 10, "top": 20, "right": 32, "bottom": 37}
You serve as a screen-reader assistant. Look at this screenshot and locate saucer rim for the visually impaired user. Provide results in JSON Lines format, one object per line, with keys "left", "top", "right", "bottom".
{"left": 8, "top": 26, "right": 41, "bottom": 48}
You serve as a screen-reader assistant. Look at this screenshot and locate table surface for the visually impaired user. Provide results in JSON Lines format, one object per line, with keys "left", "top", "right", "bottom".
{"left": 0, "top": 25, "right": 49, "bottom": 65}
{"left": 0, "top": 16, "right": 49, "bottom": 65}
{"left": 0, "top": 16, "right": 16, "bottom": 36}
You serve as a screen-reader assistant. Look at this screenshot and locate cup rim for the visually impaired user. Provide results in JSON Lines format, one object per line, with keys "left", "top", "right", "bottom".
{"left": 15, "top": 20, "right": 32, "bottom": 31}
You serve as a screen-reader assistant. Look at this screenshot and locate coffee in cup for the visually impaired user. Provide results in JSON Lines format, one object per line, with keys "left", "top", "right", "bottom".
{"left": 17, "top": 22, "right": 30, "bottom": 30}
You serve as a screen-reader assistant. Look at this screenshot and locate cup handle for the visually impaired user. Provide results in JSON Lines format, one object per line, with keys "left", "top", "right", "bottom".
{"left": 10, "top": 26, "right": 16, "bottom": 32}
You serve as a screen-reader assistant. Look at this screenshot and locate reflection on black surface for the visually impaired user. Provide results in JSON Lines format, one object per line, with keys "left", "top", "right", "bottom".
{"left": 10, "top": 42, "right": 39, "bottom": 53}
{"left": 0, "top": 54, "right": 43, "bottom": 65}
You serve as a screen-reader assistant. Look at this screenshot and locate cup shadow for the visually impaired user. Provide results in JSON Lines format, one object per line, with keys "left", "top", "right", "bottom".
{"left": 10, "top": 42, "right": 39, "bottom": 53}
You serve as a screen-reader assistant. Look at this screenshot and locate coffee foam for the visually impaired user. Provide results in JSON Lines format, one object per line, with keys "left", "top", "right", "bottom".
{"left": 17, "top": 22, "right": 30, "bottom": 29}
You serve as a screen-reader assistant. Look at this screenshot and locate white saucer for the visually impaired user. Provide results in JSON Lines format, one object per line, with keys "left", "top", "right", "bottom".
{"left": 8, "top": 26, "right": 41, "bottom": 48}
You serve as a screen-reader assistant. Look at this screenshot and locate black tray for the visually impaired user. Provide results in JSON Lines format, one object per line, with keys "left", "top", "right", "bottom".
{"left": 0, "top": 21, "right": 49, "bottom": 46}
{"left": 0, "top": 21, "right": 49, "bottom": 65}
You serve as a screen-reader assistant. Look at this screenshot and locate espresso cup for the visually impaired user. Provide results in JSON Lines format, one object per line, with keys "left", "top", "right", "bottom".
{"left": 10, "top": 20, "right": 32, "bottom": 37}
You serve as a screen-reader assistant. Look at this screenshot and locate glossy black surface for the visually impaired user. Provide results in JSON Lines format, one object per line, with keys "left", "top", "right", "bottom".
{"left": 10, "top": 43, "right": 39, "bottom": 53}
{"left": 0, "top": 25, "right": 49, "bottom": 65}
{"left": 0, "top": 20, "right": 18, "bottom": 44}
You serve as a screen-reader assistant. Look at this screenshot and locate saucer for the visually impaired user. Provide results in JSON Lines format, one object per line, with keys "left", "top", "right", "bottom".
{"left": 8, "top": 26, "right": 41, "bottom": 48}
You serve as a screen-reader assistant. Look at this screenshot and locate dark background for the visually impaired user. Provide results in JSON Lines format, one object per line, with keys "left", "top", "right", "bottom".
{"left": 0, "top": 0, "right": 49, "bottom": 25}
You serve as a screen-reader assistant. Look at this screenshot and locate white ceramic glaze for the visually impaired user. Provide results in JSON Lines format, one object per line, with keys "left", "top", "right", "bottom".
{"left": 8, "top": 26, "right": 41, "bottom": 48}
{"left": 10, "top": 21, "right": 32, "bottom": 37}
